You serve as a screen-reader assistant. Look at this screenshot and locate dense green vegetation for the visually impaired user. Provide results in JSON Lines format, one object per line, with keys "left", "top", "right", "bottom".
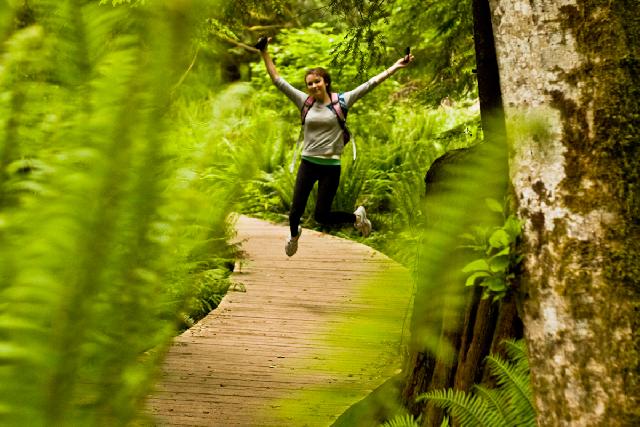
{"left": 238, "top": 23, "right": 481, "bottom": 264}
{"left": 0, "top": 0, "right": 525, "bottom": 424}
{"left": 382, "top": 339, "right": 534, "bottom": 427}
{"left": 0, "top": 1, "right": 240, "bottom": 424}
{"left": 418, "top": 339, "right": 535, "bottom": 427}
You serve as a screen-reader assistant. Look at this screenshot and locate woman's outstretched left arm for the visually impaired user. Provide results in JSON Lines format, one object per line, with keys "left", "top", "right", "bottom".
{"left": 343, "top": 53, "right": 415, "bottom": 107}
{"left": 372, "top": 54, "right": 415, "bottom": 85}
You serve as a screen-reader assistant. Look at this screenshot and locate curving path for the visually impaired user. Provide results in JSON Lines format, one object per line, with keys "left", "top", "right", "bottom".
{"left": 147, "top": 215, "right": 413, "bottom": 426}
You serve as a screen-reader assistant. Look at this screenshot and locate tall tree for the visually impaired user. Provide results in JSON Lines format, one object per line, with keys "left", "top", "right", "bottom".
{"left": 488, "top": 0, "right": 639, "bottom": 424}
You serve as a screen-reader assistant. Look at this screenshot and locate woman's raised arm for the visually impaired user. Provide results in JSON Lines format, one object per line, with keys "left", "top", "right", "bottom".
{"left": 372, "top": 54, "right": 415, "bottom": 85}
{"left": 257, "top": 37, "right": 280, "bottom": 82}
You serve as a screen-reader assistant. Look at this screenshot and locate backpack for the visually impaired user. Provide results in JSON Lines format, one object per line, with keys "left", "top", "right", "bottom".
{"left": 290, "top": 92, "right": 357, "bottom": 172}
{"left": 300, "top": 92, "right": 351, "bottom": 145}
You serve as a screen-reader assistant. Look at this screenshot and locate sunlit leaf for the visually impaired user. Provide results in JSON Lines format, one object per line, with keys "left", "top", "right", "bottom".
{"left": 503, "top": 216, "right": 522, "bottom": 240}
{"left": 465, "top": 271, "right": 490, "bottom": 287}
{"left": 486, "top": 277, "right": 506, "bottom": 292}
{"left": 489, "top": 229, "right": 510, "bottom": 248}
{"left": 490, "top": 255, "right": 510, "bottom": 272}
{"left": 462, "top": 258, "right": 490, "bottom": 273}
{"left": 485, "top": 198, "right": 503, "bottom": 213}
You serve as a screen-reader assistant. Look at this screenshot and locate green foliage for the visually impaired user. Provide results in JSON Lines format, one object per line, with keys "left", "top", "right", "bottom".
{"left": 0, "top": 0, "right": 255, "bottom": 424}
{"left": 325, "top": 0, "right": 391, "bottom": 75}
{"left": 238, "top": 99, "right": 481, "bottom": 255}
{"left": 376, "top": 96, "right": 507, "bottom": 363}
{"left": 161, "top": 80, "right": 285, "bottom": 326}
{"left": 417, "top": 339, "right": 536, "bottom": 427}
{"left": 242, "top": 24, "right": 481, "bottom": 254}
{"left": 381, "top": 413, "right": 421, "bottom": 427}
{"left": 0, "top": 0, "right": 507, "bottom": 424}
{"left": 419, "top": 389, "right": 502, "bottom": 427}
{"left": 460, "top": 198, "right": 523, "bottom": 300}
{"left": 383, "top": 0, "right": 476, "bottom": 104}
{"left": 100, "top": 0, "right": 147, "bottom": 5}
{"left": 250, "top": 22, "right": 368, "bottom": 96}
{"left": 205, "top": 0, "right": 476, "bottom": 103}
{"left": 0, "top": 0, "right": 516, "bottom": 425}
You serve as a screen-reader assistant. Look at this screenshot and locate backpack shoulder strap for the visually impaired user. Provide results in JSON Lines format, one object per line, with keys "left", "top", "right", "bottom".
{"left": 300, "top": 96, "right": 315, "bottom": 125}
{"left": 338, "top": 93, "right": 348, "bottom": 115}
{"left": 330, "top": 92, "right": 348, "bottom": 123}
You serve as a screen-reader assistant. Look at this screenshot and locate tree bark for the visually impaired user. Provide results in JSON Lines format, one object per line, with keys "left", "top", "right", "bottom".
{"left": 402, "top": 348, "right": 437, "bottom": 415}
{"left": 453, "top": 296, "right": 498, "bottom": 391}
{"left": 488, "top": 1, "right": 640, "bottom": 425}
{"left": 420, "top": 286, "right": 471, "bottom": 427}
{"left": 472, "top": 0, "right": 506, "bottom": 139}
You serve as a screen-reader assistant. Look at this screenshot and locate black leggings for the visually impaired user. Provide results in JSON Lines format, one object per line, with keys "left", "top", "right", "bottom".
{"left": 289, "top": 159, "right": 356, "bottom": 237}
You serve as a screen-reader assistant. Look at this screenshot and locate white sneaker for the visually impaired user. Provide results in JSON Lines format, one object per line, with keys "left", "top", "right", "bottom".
{"left": 354, "top": 206, "right": 372, "bottom": 237}
{"left": 285, "top": 227, "right": 302, "bottom": 257}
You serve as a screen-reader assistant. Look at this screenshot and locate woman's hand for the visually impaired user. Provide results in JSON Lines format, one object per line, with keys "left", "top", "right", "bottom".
{"left": 253, "top": 36, "right": 271, "bottom": 52}
{"left": 255, "top": 36, "right": 272, "bottom": 53}
{"left": 394, "top": 54, "right": 415, "bottom": 68}
{"left": 373, "top": 53, "right": 415, "bottom": 84}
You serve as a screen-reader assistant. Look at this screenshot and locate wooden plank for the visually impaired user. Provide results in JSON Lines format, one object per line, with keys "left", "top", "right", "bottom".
{"left": 146, "top": 215, "right": 412, "bottom": 426}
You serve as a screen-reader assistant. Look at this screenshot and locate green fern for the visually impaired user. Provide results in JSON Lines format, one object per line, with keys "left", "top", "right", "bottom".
{"left": 485, "top": 354, "right": 536, "bottom": 426}
{"left": 418, "top": 388, "right": 504, "bottom": 427}
{"left": 0, "top": 0, "right": 237, "bottom": 425}
{"left": 502, "top": 337, "right": 529, "bottom": 367}
{"left": 418, "top": 339, "right": 536, "bottom": 427}
{"left": 472, "top": 385, "right": 510, "bottom": 424}
{"left": 332, "top": 150, "right": 369, "bottom": 213}
{"left": 381, "top": 413, "right": 420, "bottom": 427}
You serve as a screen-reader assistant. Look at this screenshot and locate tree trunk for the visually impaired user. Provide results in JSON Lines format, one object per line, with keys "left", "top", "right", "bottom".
{"left": 488, "top": 1, "right": 640, "bottom": 425}
{"left": 420, "top": 287, "right": 470, "bottom": 426}
{"left": 472, "top": 0, "right": 506, "bottom": 139}
{"left": 453, "top": 296, "right": 498, "bottom": 391}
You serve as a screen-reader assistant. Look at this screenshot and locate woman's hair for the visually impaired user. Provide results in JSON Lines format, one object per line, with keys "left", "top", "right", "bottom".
{"left": 305, "top": 67, "right": 332, "bottom": 94}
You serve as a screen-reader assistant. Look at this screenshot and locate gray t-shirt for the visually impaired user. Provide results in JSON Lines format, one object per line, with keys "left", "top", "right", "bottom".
{"left": 274, "top": 76, "right": 380, "bottom": 158}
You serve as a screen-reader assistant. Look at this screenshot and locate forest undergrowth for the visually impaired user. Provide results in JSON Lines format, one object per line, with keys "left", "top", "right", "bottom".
{"left": 234, "top": 23, "right": 482, "bottom": 269}
{"left": 0, "top": 1, "right": 484, "bottom": 424}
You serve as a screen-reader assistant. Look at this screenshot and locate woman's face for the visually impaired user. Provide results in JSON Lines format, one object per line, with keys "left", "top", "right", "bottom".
{"left": 305, "top": 73, "right": 327, "bottom": 100}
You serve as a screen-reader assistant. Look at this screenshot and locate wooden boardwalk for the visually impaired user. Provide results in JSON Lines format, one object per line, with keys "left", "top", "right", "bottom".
{"left": 147, "top": 215, "right": 413, "bottom": 426}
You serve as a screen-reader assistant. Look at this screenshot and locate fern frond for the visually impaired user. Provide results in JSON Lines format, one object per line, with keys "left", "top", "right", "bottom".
{"left": 418, "top": 389, "right": 505, "bottom": 427}
{"left": 502, "top": 338, "right": 529, "bottom": 368}
{"left": 486, "top": 355, "right": 536, "bottom": 426}
{"left": 486, "top": 354, "right": 532, "bottom": 400}
{"left": 0, "top": 0, "right": 229, "bottom": 425}
{"left": 381, "top": 413, "right": 420, "bottom": 427}
{"left": 472, "top": 385, "right": 509, "bottom": 425}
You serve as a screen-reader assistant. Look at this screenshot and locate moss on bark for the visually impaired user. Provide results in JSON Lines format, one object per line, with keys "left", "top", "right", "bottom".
{"left": 540, "top": 1, "right": 639, "bottom": 423}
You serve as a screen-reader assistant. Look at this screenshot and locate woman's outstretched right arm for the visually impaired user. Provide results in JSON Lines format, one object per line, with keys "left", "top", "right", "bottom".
{"left": 255, "top": 37, "right": 306, "bottom": 108}
{"left": 258, "top": 38, "right": 280, "bottom": 82}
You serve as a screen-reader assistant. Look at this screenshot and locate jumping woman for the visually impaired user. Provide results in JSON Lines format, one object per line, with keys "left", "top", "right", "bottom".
{"left": 257, "top": 38, "right": 414, "bottom": 256}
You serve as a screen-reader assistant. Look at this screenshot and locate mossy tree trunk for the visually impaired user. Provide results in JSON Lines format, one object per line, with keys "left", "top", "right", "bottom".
{"left": 488, "top": 0, "right": 640, "bottom": 424}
